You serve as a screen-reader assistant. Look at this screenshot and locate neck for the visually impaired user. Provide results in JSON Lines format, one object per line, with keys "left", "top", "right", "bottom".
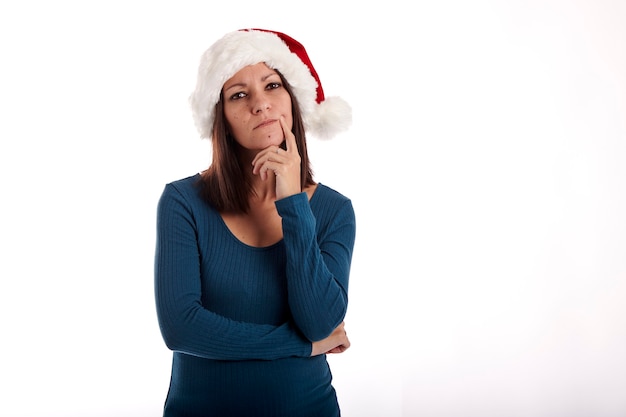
{"left": 238, "top": 148, "right": 278, "bottom": 202}
{"left": 249, "top": 174, "right": 277, "bottom": 202}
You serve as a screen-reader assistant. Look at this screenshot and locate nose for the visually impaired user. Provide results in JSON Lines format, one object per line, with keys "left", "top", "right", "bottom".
{"left": 254, "top": 103, "right": 270, "bottom": 113}
{"left": 253, "top": 95, "right": 271, "bottom": 114}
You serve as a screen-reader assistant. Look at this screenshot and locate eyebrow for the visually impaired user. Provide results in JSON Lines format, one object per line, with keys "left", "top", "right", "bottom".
{"left": 223, "top": 72, "right": 280, "bottom": 93}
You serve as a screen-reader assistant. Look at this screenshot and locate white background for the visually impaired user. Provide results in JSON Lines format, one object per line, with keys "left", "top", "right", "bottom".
{"left": 1, "top": 1, "right": 625, "bottom": 416}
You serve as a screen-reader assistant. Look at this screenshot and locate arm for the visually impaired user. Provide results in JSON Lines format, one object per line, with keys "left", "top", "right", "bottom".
{"left": 312, "top": 321, "right": 351, "bottom": 355}
{"left": 154, "top": 183, "right": 311, "bottom": 361}
{"left": 275, "top": 191, "right": 356, "bottom": 342}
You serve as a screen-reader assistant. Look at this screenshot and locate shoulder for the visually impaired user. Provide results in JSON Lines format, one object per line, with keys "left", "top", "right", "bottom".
{"left": 158, "top": 173, "right": 205, "bottom": 209}
{"left": 161, "top": 173, "right": 202, "bottom": 197}
{"left": 310, "top": 184, "right": 356, "bottom": 245}
{"left": 314, "top": 183, "right": 352, "bottom": 205}
{"left": 166, "top": 173, "right": 201, "bottom": 192}
{"left": 311, "top": 183, "right": 355, "bottom": 223}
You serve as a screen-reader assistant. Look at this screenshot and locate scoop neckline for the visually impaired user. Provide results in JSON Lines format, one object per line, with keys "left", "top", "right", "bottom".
{"left": 212, "top": 183, "right": 323, "bottom": 250}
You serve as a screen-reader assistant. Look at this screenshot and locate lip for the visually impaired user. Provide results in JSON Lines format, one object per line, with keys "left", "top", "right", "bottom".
{"left": 254, "top": 119, "right": 278, "bottom": 130}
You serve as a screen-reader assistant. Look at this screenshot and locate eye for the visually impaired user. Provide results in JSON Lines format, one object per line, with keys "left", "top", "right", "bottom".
{"left": 266, "top": 82, "right": 282, "bottom": 90}
{"left": 229, "top": 91, "right": 247, "bottom": 101}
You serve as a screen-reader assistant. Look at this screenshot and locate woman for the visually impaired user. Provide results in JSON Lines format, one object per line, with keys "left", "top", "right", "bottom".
{"left": 154, "top": 28, "right": 356, "bottom": 416}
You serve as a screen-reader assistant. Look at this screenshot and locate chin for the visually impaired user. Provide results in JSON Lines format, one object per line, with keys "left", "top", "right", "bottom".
{"left": 259, "top": 133, "right": 284, "bottom": 147}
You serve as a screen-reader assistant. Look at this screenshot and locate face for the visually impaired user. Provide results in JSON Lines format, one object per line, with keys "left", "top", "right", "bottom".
{"left": 222, "top": 62, "right": 293, "bottom": 152}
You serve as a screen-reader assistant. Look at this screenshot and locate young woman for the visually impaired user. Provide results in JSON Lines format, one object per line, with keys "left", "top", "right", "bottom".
{"left": 154, "top": 28, "right": 356, "bottom": 416}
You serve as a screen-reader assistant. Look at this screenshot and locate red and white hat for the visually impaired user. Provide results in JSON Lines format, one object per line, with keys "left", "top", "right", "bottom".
{"left": 189, "top": 28, "right": 352, "bottom": 140}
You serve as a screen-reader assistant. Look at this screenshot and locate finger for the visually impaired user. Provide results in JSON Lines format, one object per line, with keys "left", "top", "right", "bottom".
{"left": 259, "top": 160, "right": 281, "bottom": 180}
{"left": 252, "top": 150, "right": 283, "bottom": 176}
{"left": 251, "top": 149, "right": 268, "bottom": 168}
{"left": 259, "top": 163, "right": 270, "bottom": 180}
{"left": 327, "top": 344, "right": 349, "bottom": 354}
{"left": 252, "top": 152, "right": 270, "bottom": 174}
{"left": 252, "top": 144, "right": 284, "bottom": 170}
{"left": 279, "top": 116, "right": 297, "bottom": 153}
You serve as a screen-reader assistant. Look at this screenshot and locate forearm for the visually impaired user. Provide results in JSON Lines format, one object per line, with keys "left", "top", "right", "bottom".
{"left": 155, "top": 291, "right": 311, "bottom": 360}
{"left": 155, "top": 184, "right": 311, "bottom": 360}
{"left": 276, "top": 192, "right": 355, "bottom": 341}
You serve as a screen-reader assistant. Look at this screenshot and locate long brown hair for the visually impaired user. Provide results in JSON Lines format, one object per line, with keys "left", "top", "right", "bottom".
{"left": 197, "top": 70, "right": 315, "bottom": 213}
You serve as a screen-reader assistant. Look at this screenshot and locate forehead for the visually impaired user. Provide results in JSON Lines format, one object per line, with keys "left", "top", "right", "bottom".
{"left": 224, "top": 63, "right": 279, "bottom": 86}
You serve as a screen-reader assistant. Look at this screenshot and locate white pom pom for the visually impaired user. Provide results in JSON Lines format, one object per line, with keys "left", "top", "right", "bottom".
{"left": 306, "top": 96, "right": 352, "bottom": 140}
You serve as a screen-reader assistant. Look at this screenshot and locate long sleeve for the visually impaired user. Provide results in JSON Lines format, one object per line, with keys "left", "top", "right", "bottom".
{"left": 154, "top": 183, "right": 311, "bottom": 360}
{"left": 275, "top": 190, "right": 356, "bottom": 341}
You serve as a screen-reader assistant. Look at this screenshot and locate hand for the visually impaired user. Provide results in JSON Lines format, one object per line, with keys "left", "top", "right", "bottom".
{"left": 311, "top": 322, "right": 351, "bottom": 356}
{"left": 251, "top": 116, "right": 302, "bottom": 200}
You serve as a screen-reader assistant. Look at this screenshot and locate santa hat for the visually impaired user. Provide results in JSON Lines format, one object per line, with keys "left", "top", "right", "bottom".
{"left": 189, "top": 28, "right": 352, "bottom": 140}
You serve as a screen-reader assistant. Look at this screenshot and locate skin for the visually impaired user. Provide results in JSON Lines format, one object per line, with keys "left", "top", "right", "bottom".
{"left": 222, "top": 63, "right": 350, "bottom": 356}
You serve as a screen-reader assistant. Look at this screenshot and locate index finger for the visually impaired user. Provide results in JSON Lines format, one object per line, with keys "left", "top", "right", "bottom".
{"left": 279, "top": 116, "right": 297, "bottom": 152}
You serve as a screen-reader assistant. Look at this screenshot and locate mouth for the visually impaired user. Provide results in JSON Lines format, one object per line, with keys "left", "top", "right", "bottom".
{"left": 254, "top": 119, "right": 277, "bottom": 130}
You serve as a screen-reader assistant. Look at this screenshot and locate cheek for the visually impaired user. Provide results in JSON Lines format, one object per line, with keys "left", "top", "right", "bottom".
{"left": 278, "top": 104, "right": 293, "bottom": 127}
{"left": 224, "top": 109, "right": 237, "bottom": 123}
{"left": 283, "top": 113, "right": 294, "bottom": 131}
{"left": 225, "top": 110, "right": 245, "bottom": 133}
{"left": 224, "top": 101, "right": 243, "bottom": 119}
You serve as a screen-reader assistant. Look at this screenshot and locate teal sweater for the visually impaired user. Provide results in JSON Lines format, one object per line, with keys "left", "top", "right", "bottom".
{"left": 154, "top": 174, "right": 356, "bottom": 416}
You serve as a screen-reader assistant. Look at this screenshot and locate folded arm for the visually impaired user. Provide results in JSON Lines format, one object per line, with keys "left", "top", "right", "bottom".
{"left": 276, "top": 191, "right": 356, "bottom": 342}
{"left": 155, "top": 184, "right": 311, "bottom": 360}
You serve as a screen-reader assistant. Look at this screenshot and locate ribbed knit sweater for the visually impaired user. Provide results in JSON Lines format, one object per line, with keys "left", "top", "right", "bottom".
{"left": 154, "top": 174, "right": 356, "bottom": 417}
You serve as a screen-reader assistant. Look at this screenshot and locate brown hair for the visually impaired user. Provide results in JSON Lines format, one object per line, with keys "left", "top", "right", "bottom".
{"left": 196, "top": 71, "right": 315, "bottom": 213}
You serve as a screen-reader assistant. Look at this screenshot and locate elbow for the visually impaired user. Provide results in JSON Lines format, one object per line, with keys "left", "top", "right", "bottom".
{"left": 158, "top": 319, "right": 184, "bottom": 351}
{"left": 156, "top": 295, "right": 201, "bottom": 352}
{"left": 304, "top": 320, "right": 343, "bottom": 343}
{"left": 306, "top": 328, "right": 335, "bottom": 343}
{"left": 156, "top": 307, "right": 194, "bottom": 352}
{"left": 304, "top": 297, "right": 348, "bottom": 342}
{"left": 300, "top": 310, "right": 347, "bottom": 342}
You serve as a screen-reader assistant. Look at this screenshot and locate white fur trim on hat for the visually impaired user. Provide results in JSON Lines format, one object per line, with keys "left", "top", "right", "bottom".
{"left": 189, "top": 29, "right": 351, "bottom": 140}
